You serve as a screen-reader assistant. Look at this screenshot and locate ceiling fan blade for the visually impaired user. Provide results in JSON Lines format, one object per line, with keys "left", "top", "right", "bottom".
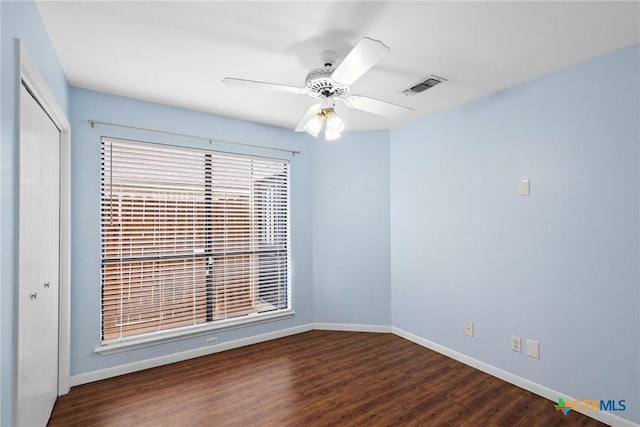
{"left": 331, "top": 37, "right": 390, "bottom": 86}
{"left": 222, "top": 77, "right": 307, "bottom": 95}
{"left": 295, "top": 104, "right": 322, "bottom": 132}
{"left": 344, "top": 95, "right": 414, "bottom": 119}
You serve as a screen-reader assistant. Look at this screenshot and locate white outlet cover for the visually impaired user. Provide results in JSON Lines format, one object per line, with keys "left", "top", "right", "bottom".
{"left": 527, "top": 339, "right": 540, "bottom": 358}
{"left": 464, "top": 321, "right": 473, "bottom": 337}
{"left": 511, "top": 336, "right": 521, "bottom": 352}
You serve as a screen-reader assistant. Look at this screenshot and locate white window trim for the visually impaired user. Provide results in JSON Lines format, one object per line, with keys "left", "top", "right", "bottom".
{"left": 98, "top": 139, "right": 292, "bottom": 353}
{"left": 95, "top": 309, "right": 294, "bottom": 355}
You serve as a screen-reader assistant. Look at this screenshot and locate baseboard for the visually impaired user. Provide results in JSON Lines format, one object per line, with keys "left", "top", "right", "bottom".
{"left": 313, "top": 323, "right": 392, "bottom": 333}
{"left": 70, "top": 323, "right": 314, "bottom": 387}
{"left": 392, "top": 327, "right": 638, "bottom": 427}
{"left": 69, "top": 323, "right": 636, "bottom": 426}
{"left": 70, "top": 323, "right": 388, "bottom": 387}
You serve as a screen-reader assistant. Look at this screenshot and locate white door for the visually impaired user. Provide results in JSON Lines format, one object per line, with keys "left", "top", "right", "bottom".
{"left": 17, "top": 83, "right": 60, "bottom": 427}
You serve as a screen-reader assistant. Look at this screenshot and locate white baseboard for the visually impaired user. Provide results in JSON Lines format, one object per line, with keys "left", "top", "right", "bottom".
{"left": 70, "top": 323, "right": 387, "bottom": 387}
{"left": 313, "top": 323, "right": 392, "bottom": 333}
{"left": 70, "top": 323, "right": 314, "bottom": 387}
{"left": 392, "top": 327, "right": 638, "bottom": 427}
{"left": 69, "top": 323, "right": 637, "bottom": 427}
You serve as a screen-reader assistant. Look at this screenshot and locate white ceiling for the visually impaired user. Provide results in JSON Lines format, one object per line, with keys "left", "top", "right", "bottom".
{"left": 36, "top": 1, "right": 640, "bottom": 132}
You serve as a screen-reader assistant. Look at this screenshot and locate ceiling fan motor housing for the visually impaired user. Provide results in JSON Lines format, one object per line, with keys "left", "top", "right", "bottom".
{"left": 305, "top": 67, "right": 349, "bottom": 99}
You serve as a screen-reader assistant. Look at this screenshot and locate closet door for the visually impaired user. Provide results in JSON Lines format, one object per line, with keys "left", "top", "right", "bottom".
{"left": 17, "top": 83, "right": 60, "bottom": 427}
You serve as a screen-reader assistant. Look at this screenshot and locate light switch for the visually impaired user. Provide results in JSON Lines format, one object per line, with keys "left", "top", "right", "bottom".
{"left": 518, "top": 179, "right": 530, "bottom": 196}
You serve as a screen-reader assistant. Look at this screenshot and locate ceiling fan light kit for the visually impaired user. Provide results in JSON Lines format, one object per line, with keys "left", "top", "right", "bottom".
{"left": 223, "top": 37, "right": 415, "bottom": 141}
{"left": 301, "top": 105, "right": 345, "bottom": 140}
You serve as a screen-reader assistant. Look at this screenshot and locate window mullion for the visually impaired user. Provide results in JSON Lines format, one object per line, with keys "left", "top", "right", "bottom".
{"left": 205, "top": 153, "right": 213, "bottom": 322}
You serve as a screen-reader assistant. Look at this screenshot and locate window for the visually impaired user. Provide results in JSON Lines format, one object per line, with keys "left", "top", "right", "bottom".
{"left": 100, "top": 137, "right": 290, "bottom": 345}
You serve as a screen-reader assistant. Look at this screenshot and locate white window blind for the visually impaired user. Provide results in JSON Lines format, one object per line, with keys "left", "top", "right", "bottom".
{"left": 100, "top": 137, "right": 290, "bottom": 344}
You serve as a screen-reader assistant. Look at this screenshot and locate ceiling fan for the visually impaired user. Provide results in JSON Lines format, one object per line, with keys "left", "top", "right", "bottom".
{"left": 223, "top": 37, "right": 414, "bottom": 140}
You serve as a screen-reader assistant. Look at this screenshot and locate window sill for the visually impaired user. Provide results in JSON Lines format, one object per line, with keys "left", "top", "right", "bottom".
{"left": 95, "top": 310, "right": 294, "bottom": 355}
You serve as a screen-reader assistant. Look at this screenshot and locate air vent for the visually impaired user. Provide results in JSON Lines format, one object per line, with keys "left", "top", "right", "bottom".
{"left": 404, "top": 75, "right": 447, "bottom": 96}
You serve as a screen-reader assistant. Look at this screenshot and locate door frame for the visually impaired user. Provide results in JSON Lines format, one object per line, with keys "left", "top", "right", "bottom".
{"left": 16, "top": 40, "right": 71, "bottom": 396}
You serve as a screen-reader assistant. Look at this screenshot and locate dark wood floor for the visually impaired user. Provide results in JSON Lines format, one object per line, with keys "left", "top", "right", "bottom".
{"left": 49, "top": 331, "right": 605, "bottom": 426}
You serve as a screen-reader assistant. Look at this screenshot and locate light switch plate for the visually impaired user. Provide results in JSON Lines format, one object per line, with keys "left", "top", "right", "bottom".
{"left": 527, "top": 339, "right": 540, "bottom": 358}
{"left": 518, "top": 179, "right": 530, "bottom": 196}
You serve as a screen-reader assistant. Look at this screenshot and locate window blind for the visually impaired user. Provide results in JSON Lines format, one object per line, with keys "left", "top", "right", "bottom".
{"left": 100, "top": 137, "right": 290, "bottom": 344}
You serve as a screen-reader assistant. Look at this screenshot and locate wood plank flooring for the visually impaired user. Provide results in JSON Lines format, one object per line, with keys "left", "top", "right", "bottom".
{"left": 49, "top": 331, "right": 606, "bottom": 426}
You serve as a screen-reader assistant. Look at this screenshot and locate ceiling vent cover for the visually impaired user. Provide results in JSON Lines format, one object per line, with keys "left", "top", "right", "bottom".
{"left": 404, "top": 75, "right": 447, "bottom": 96}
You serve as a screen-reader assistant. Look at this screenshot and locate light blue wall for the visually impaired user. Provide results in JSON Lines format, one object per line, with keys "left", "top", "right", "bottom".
{"left": 0, "top": 1, "right": 69, "bottom": 424}
{"left": 70, "top": 87, "right": 392, "bottom": 376}
{"left": 69, "top": 87, "right": 314, "bottom": 375}
{"left": 312, "top": 131, "right": 391, "bottom": 325}
{"left": 2, "top": 2, "right": 638, "bottom": 425}
{"left": 390, "top": 44, "right": 640, "bottom": 423}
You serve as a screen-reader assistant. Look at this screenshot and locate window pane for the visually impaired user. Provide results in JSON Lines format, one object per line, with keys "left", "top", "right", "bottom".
{"left": 102, "top": 258, "right": 208, "bottom": 340}
{"left": 101, "top": 138, "right": 290, "bottom": 343}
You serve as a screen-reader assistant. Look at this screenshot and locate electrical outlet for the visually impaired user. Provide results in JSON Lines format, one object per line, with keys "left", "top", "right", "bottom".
{"left": 511, "top": 336, "right": 521, "bottom": 352}
{"left": 464, "top": 321, "right": 473, "bottom": 337}
{"left": 527, "top": 339, "right": 540, "bottom": 359}
{"left": 205, "top": 337, "right": 218, "bottom": 346}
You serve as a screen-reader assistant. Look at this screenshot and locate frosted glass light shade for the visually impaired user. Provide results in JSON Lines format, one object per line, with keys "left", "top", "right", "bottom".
{"left": 324, "top": 110, "right": 344, "bottom": 140}
{"left": 303, "top": 114, "right": 323, "bottom": 137}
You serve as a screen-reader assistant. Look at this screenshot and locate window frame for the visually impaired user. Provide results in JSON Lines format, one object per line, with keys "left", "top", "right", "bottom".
{"left": 96, "top": 137, "right": 293, "bottom": 354}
